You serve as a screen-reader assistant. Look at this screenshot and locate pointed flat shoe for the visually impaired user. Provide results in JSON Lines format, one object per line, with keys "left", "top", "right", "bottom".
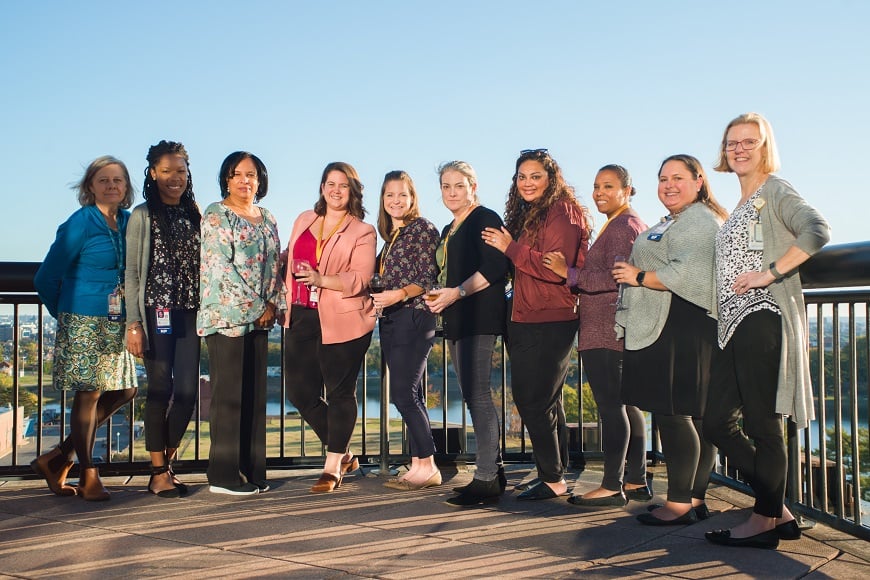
{"left": 567, "top": 491, "right": 628, "bottom": 507}
{"left": 516, "top": 481, "right": 566, "bottom": 501}
{"left": 636, "top": 509, "right": 698, "bottom": 526}
{"left": 705, "top": 528, "right": 780, "bottom": 549}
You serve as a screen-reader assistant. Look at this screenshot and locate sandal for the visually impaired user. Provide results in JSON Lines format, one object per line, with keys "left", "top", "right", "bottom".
{"left": 149, "top": 465, "right": 181, "bottom": 498}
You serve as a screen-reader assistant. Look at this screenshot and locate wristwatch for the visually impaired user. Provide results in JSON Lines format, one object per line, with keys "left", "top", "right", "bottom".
{"left": 636, "top": 271, "right": 647, "bottom": 287}
{"left": 457, "top": 284, "right": 467, "bottom": 298}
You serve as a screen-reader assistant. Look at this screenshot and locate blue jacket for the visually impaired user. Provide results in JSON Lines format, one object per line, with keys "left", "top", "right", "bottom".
{"left": 35, "top": 205, "right": 130, "bottom": 319}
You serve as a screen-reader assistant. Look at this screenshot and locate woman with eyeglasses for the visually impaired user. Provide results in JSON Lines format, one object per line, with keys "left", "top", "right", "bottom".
{"left": 613, "top": 154, "right": 726, "bottom": 526}
{"left": 483, "top": 149, "right": 590, "bottom": 501}
{"left": 370, "top": 171, "right": 442, "bottom": 491}
{"left": 427, "top": 160, "right": 509, "bottom": 506}
{"left": 33, "top": 156, "right": 138, "bottom": 501}
{"left": 125, "top": 140, "right": 201, "bottom": 498}
{"left": 544, "top": 164, "right": 650, "bottom": 507}
{"left": 703, "top": 113, "right": 830, "bottom": 549}
{"left": 198, "top": 151, "right": 282, "bottom": 496}
{"left": 283, "top": 162, "right": 376, "bottom": 494}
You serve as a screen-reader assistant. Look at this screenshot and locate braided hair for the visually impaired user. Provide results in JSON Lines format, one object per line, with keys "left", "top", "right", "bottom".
{"left": 142, "top": 140, "right": 200, "bottom": 232}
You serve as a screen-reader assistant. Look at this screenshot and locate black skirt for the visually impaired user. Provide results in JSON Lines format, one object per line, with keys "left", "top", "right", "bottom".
{"left": 621, "top": 294, "right": 716, "bottom": 416}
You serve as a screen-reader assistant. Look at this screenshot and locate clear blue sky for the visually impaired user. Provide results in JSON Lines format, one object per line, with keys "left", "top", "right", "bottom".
{"left": 2, "top": 0, "right": 867, "bottom": 262}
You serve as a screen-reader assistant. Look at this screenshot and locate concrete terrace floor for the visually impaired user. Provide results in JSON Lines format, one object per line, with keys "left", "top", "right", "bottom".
{"left": 1, "top": 462, "right": 868, "bottom": 579}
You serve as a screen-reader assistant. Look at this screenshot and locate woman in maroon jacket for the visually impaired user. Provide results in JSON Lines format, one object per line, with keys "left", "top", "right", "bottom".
{"left": 484, "top": 149, "right": 590, "bottom": 500}
{"left": 545, "top": 165, "right": 649, "bottom": 506}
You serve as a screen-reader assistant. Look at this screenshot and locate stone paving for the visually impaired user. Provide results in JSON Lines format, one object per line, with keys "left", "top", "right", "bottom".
{"left": 1, "top": 463, "right": 868, "bottom": 579}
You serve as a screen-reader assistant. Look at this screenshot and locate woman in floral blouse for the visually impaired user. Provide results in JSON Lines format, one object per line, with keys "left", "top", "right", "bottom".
{"left": 126, "top": 140, "right": 201, "bottom": 498}
{"left": 198, "top": 151, "right": 281, "bottom": 496}
{"left": 370, "top": 171, "right": 441, "bottom": 491}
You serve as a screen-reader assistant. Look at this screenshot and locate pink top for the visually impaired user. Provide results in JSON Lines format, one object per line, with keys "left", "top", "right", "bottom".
{"left": 291, "top": 230, "right": 318, "bottom": 308}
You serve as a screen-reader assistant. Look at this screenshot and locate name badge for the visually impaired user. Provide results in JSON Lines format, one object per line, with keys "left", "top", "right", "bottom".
{"left": 647, "top": 218, "right": 675, "bottom": 242}
{"left": 309, "top": 287, "right": 319, "bottom": 305}
{"left": 748, "top": 219, "right": 764, "bottom": 251}
{"left": 156, "top": 308, "right": 172, "bottom": 334}
{"left": 107, "top": 289, "right": 123, "bottom": 322}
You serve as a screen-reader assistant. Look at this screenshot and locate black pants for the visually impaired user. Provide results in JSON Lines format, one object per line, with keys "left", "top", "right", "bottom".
{"left": 581, "top": 348, "right": 647, "bottom": 491}
{"left": 285, "top": 308, "right": 372, "bottom": 454}
{"left": 704, "top": 310, "right": 786, "bottom": 517}
{"left": 204, "top": 330, "right": 267, "bottom": 488}
{"left": 380, "top": 307, "right": 437, "bottom": 458}
{"left": 142, "top": 308, "right": 200, "bottom": 452}
{"left": 507, "top": 318, "right": 577, "bottom": 484}
{"left": 656, "top": 414, "right": 716, "bottom": 503}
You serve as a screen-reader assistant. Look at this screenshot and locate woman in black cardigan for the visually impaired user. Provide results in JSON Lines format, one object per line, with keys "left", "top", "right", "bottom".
{"left": 426, "top": 160, "right": 508, "bottom": 506}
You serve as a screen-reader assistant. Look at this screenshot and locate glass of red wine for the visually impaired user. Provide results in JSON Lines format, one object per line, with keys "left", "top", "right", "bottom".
{"left": 370, "top": 273, "right": 386, "bottom": 318}
{"left": 292, "top": 259, "right": 311, "bottom": 305}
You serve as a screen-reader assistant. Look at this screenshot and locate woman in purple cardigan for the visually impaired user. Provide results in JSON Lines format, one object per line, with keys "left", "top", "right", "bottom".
{"left": 544, "top": 165, "right": 649, "bottom": 506}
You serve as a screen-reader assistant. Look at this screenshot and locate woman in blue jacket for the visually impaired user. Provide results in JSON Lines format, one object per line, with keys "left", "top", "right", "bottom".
{"left": 32, "top": 155, "right": 139, "bottom": 501}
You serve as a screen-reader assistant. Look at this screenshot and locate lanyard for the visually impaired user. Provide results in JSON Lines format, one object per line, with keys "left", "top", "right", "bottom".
{"left": 597, "top": 204, "right": 628, "bottom": 238}
{"left": 316, "top": 214, "right": 347, "bottom": 263}
{"left": 439, "top": 205, "right": 475, "bottom": 272}
{"left": 105, "top": 214, "right": 124, "bottom": 289}
{"left": 379, "top": 226, "right": 403, "bottom": 275}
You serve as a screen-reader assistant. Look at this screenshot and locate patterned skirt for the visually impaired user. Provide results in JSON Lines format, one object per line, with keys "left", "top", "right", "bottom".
{"left": 53, "top": 313, "right": 137, "bottom": 392}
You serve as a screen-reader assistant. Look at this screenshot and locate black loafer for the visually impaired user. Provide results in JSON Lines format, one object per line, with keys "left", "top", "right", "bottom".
{"left": 445, "top": 477, "right": 502, "bottom": 507}
{"left": 775, "top": 519, "right": 802, "bottom": 540}
{"left": 647, "top": 503, "right": 713, "bottom": 520}
{"left": 624, "top": 485, "right": 653, "bottom": 502}
{"left": 567, "top": 491, "right": 627, "bottom": 507}
{"left": 705, "top": 528, "right": 780, "bottom": 549}
{"left": 453, "top": 467, "right": 506, "bottom": 494}
{"left": 517, "top": 481, "right": 565, "bottom": 501}
{"left": 636, "top": 509, "right": 698, "bottom": 526}
{"left": 514, "top": 477, "right": 541, "bottom": 491}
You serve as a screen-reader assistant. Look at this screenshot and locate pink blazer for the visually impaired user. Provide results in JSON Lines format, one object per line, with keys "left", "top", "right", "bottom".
{"left": 283, "top": 210, "right": 376, "bottom": 344}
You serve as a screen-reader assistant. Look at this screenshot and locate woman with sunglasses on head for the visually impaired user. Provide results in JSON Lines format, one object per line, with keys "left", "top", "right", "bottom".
{"left": 544, "top": 164, "right": 650, "bottom": 507}
{"left": 703, "top": 113, "right": 829, "bottom": 549}
{"left": 370, "top": 171, "right": 442, "bottom": 491}
{"left": 283, "top": 162, "right": 376, "bottom": 494}
{"left": 427, "top": 160, "right": 509, "bottom": 506}
{"left": 125, "top": 140, "right": 201, "bottom": 498}
{"left": 33, "top": 155, "right": 138, "bottom": 501}
{"left": 198, "top": 151, "right": 282, "bottom": 496}
{"left": 614, "top": 154, "right": 726, "bottom": 526}
{"left": 483, "top": 149, "right": 590, "bottom": 501}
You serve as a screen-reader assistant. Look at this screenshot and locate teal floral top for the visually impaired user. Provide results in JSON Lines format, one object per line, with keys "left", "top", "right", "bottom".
{"left": 197, "top": 202, "right": 282, "bottom": 338}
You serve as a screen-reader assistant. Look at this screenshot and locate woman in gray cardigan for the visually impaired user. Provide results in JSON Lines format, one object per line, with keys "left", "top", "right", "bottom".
{"left": 704, "top": 113, "right": 830, "bottom": 549}
{"left": 614, "top": 154, "right": 728, "bottom": 526}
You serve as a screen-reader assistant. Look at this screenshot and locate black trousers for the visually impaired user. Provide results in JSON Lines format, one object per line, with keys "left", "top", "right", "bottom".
{"left": 142, "top": 307, "right": 200, "bottom": 452}
{"left": 380, "top": 307, "right": 437, "bottom": 458}
{"left": 204, "top": 330, "right": 267, "bottom": 488}
{"left": 656, "top": 414, "right": 716, "bottom": 503}
{"left": 507, "top": 318, "right": 577, "bottom": 484}
{"left": 285, "top": 308, "right": 372, "bottom": 454}
{"left": 704, "top": 310, "right": 786, "bottom": 517}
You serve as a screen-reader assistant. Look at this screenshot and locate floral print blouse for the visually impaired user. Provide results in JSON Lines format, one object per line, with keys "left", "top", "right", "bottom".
{"left": 145, "top": 205, "right": 200, "bottom": 310}
{"left": 377, "top": 217, "right": 439, "bottom": 312}
{"left": 197, "top": 202, "right": 282, "bottom": 338}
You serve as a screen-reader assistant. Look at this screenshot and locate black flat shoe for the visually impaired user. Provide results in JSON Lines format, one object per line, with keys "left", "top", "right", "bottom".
{"left": 567, "top": 491, "right": 627, "bottom": 507}
{"left": 705, "top": 528, "right": 780, "bottom": 549}
{"left": 148, "top": 465, "right": 181, "bottom": 499}
{"left": 453, "top": 467, "right": 506, "bottom": 494}
{"left": 636, "top": 509, "right": 698, "bottom": 526}
{"left": 514, "top": 477, "right": 541, "bottom": 491}
{"left": 775, "top": 519, "right": 801, "bottom": 540}
{"left": 624, "top": 485, "right": 653, "bottom": 502}
{"left": 445, "top": 477, "right": 502, "bottom": 507}
{"left": 516, "top": 481, "right": 566, "bottom": 501}
{"left": 694, "top": 504, "right": 712, "bottom": 520}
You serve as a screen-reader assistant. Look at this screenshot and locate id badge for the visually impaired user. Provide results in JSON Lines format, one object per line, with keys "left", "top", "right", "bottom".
{"left": 107, "top": 289, "right": 122, "bottom": 322}
{"left": 155, "top": 308, "right": 172, "bottom": 335}
{"left": 647, "top": 218, "right": 675, "bottom": 242}
{"left": 748, "top": 219, "right": 764, "bottom": 251}
{"left": 309, "top": 287, "right": 318, "bottom": 305}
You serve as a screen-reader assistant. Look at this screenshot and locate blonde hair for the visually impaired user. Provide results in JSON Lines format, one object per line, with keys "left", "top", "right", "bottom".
{"left": 438, "top": 160, "right": 479, "bottom": 204}
{"left": 75, "top": 155, "right": 134, "bottom": 208}
{"left": 714, "top": 112, "right": 781, "bottom": 174}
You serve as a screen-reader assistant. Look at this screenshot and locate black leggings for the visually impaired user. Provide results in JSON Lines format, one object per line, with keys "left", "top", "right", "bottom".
{"left": 285, "top": 308, "right": 372, "bottom": 454}
{"left": 655, "top": 414, "right": 716, "bottom": 503}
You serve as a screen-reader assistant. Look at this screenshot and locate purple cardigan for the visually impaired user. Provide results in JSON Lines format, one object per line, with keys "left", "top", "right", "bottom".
{"left": 567, "top": 208, "right": 647, "bottom": 352}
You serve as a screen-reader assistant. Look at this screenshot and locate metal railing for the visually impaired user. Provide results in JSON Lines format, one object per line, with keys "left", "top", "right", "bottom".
{"left": 2, "top": 241, "right": 868, "bottom": 540}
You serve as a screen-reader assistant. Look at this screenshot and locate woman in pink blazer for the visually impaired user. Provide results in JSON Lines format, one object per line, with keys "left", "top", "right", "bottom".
{"left": 283, "top": 161, "right": 376, "bottom": 493}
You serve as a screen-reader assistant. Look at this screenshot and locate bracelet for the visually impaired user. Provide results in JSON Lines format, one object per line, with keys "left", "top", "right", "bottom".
{"left": 769, "top": 262, "right": 785, "bottom": 280}
{"left": 400, "top": 288, "right": 410, "bottom": 302}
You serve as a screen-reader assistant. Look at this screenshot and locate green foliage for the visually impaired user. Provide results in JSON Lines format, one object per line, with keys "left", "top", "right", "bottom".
{"left": 0, "top": 376, "right": 39, "bottom": 416}
{"left": 562, "top": 381, "right": 598, "bottom": 424}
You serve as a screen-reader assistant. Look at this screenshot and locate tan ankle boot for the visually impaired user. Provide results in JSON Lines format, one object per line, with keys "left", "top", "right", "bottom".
{"left": 78, "top": 467, "right": 110, "bottom": 501}
{"left": 30, "top": 448, "right": 77, "bottom": 496}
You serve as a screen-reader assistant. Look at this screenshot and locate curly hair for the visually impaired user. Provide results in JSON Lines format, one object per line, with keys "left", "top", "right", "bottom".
{"left": 659, "top": 154, "right": 729, "bottom": 221}
{"left": 314, "top": 161, "right": 366, "bottom": 220}
{"left": 504, "top": 150, "right": 591, "bottom": 244}
{"left": 75, "top": 155, "right": 135, "bottom": 209}
{"left": 143, "top": 140, "right": 200, "bottom": 232}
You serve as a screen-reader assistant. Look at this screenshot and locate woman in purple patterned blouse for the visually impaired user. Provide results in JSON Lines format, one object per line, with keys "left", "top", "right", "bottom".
{"left": 370, "top": 171, "right": 442, "bottom": 490}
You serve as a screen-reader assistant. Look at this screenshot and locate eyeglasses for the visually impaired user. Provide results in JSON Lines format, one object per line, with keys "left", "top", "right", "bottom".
{"left": 724, "top": 138, "right": 761, "bottom": 151}
{"left": 520, "top": 148, "right": 549, "bottom": 155}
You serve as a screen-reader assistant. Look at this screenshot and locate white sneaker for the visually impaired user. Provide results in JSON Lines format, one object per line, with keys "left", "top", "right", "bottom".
{"left": 209, "top": 483, "right": 259, "bottom": 496}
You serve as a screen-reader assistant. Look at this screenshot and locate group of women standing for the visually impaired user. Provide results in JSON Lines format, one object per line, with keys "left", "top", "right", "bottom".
{"left": 31, "top": 112, "right": 830, "bottom": 552}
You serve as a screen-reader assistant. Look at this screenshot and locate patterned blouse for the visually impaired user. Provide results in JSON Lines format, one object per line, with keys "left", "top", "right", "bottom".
{"left": 377, "top": 217, "right": 440, "bottom": 312}
{"left": 715, "top": 189, "right": 780, "bottom": 347}
{"left": 145, "top": 205, "right": 200, "bottom": 310}
{"left": 197, "top": 202, "right": 282, "bottom": 338}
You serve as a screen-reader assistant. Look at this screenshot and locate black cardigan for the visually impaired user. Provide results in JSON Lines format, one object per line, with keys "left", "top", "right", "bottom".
{"left": 439, "top": 205, "right": 508, "bottom": 340}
